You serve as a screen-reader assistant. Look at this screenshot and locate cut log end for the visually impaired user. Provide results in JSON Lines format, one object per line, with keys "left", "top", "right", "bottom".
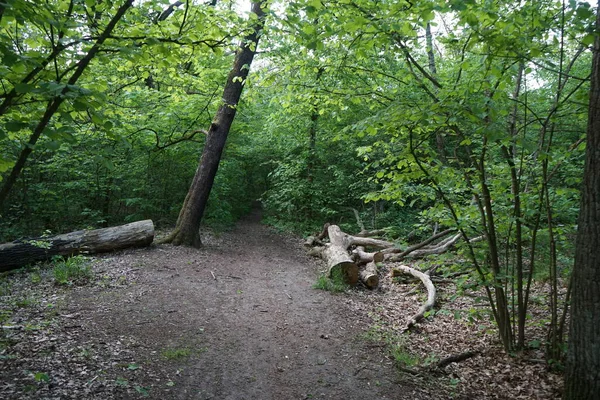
{"left": 359, "top": 260, "right": 379, "bottom": 289}
{"left": 329, "top": 262, "right": 359, "bottom": 286}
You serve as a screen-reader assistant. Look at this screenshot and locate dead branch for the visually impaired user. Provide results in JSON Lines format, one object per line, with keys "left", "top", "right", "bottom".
{"left": 351, "top": 207, "right": 366, "bottom": 233}
{"left": 316, "top": 223, "right": 331, "bottom": 240}
{"left": 352, "top": 246, "right": 384, "bottom": 264}
{"left": 392, "top": 265, "right": 436, "bottom": 332}
{"left": 352, "top": 236, "right": 395, "bottom": 249}
{"left": 436, "top": 350, "right": 480, "bottom": 369}
{"left": 381, "top": 228, "right": 455, "bottom": 256}
{"left": 386, "top": 233, "right": 461, "bottom": 261}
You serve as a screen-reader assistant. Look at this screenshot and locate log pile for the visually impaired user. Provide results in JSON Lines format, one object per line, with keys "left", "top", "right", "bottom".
{"left": 305, "top": 223, "right": 467, "bottom": 330}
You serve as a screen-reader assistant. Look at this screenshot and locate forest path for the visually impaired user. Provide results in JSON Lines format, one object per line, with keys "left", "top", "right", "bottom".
{"left": 68, "top": 210, "right": 419, "bottom": 400}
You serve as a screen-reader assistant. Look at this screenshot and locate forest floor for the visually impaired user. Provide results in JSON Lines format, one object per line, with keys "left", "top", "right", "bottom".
{"left": 0, "top": 210, "right": 563, "bottom": 399}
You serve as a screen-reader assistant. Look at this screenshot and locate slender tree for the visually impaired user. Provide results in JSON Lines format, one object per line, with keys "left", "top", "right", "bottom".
{"left": 162, "top": 1, "right": 266, "bottom": 247}
{"left": 563, "top": 1, "right": 600, "bottom": 397}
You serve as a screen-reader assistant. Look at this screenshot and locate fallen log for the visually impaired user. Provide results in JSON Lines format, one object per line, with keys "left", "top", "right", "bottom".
{"left": 392, "top": 265, "right": 436, "bottom": 332}
{"left": 0, "top": 220, "right": 154, "bottom": 271}
{"left": 323, "top": 225, "right": 359, "bottom": 285}
{"left": 359, "top": 260, "right": 379, "bottom": 289}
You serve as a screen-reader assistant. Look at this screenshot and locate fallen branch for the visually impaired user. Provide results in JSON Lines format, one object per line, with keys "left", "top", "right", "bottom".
{"left": 381, "top": 228, "right": 455, "bottom": 256}
{"left": 352, "top": 246, "right": 384, "bottom": 264}
{"left": 392, "top": 265, "right": 436, "bottom": 332}
{"left": 386, "top": 233, "right": 461, "bottom": 261}
{"left": 436, "top": 350, "right": 480, "bottom": 369}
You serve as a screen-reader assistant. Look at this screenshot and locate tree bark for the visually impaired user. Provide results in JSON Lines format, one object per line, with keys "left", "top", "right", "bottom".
{"left": 0, "top": 220, "right": 154, "bottom": 271}
{"left": 564, "top": 2, "right": 600, "bottom": 397}
{"left": 162, "top": 1, "right": 266, "bottom": 247}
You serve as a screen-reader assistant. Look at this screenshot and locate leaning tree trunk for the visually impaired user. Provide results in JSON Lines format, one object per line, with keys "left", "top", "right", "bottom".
{"left": 0, "top": 220, "right": 154, "bottom": 271}
{"left": 564, "top": 2, "right": 600, "bottom": 397}
{"left": 161, "top": 1, "right": 266, "bottom": 248}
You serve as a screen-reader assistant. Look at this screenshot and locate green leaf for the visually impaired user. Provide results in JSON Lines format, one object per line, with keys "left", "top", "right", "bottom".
{"left": 14, "top": 83, "right": 34, "bottom": 93}
{"left": 34, "top": 372, "right": 50, "bottom": 382}
{"left": 582, "top": 33, "right": 596, "bottom": 46}
{"left": 5, "top": 121, "right": 28, "bottom": 132}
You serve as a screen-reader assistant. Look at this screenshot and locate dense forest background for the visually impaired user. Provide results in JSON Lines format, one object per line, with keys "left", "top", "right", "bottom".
{"left": 0, "top": 0, "right": 597, "bottom": 391}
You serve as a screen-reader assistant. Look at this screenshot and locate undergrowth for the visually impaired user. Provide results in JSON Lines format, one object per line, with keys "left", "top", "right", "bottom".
{"left": 313, "top": 268, "right": 349, "bottom": 293}
{"left": 52, "top": 255, "right": 93, "bottom": 285}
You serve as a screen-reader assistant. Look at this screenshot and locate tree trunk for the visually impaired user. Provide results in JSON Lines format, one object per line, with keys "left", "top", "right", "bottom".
{"left": 564, "top": 2, "right": 600, "bottom": 397}
{"left": 0, "top": 220, "right": 154, "bottom": 271}
{"left": 162, "top": 1, "right": 266, "bottom": 247}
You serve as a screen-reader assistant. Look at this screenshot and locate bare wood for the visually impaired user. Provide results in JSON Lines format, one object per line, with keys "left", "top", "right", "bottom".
{"left": 0, "top": 220, "right": 154, "bottom": 271}
{"left": 359, "top": 260, "right": 379, "bottom": 290}
{"left": 381, "top": 228, "right": 455, "bottom": 256}
{"left": 386, "top": 232, "right": 461, "bottom": 261}
{"left": 392, "top": 265, "right": 436, "bottom": 331}
{"left": 351, "top": 208, "right": 365, "bottom": 232}
{"left": 351, "top": 236, "right": 395, "bottom": 249}
{"left": 353, "top": 246, "right": 384, "bottom": 264}
{"left": 354, "top": 229, "right": 387, "bottom": 238}
{"left": 406, "top": 233, "right": 461, "bottom": 258}
{"left": 304, "top": 236, "right": 324, "bottom": 248}
{"left": 307, "top": 246, "right": 325, "bottom": 257}
{"left": 324, "top": 225, "right": 358, "bottom": 285}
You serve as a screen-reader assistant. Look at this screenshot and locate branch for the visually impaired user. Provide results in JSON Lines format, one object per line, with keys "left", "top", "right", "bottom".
{"left": 392, "top": 265, "right": 436, "bottom": 332}
{"left": 436, "top": 350, "right": 479, "bottom": 369}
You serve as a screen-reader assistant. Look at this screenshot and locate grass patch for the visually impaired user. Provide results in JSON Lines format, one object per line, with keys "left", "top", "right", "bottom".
{"left": 161, "top": 347, "right": 192, "bottom": 360}
{"left": 313, "top": 268, "right": 349, "bottom": 293}
{"left": 52, "top": 256, "right": 93, "bottom": 285}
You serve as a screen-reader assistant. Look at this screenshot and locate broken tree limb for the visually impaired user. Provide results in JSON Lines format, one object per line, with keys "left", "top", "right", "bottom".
{"left": 436, "top": 350, "right": 480, "bottom": 369}
{"left": 353, "top": 246, "right": 384, "bottom": 264}
{"left": 392, "top": 265, "right": 436, "bottom": 332}
{"left": 381, "top": 228, "right": 455, "bottom": 256}
{"left": 359, "top": 260, "right": 379, "bottom": 289}
{"left": 349, "top": 208, "right": 388, "bottom": 237}
{"left": 316, "top": 223, "right": 331, "bottom": 240}
{"left": 0, "top": 220, "right": 154, "bottom": 271}
{"left": 386, "top": 233, "right": 461, "bottom": 261}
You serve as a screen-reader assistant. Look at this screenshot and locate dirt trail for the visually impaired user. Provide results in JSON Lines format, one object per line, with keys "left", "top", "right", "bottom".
{"left": 65, "top": 211, "right": 417, "bottom": 399}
